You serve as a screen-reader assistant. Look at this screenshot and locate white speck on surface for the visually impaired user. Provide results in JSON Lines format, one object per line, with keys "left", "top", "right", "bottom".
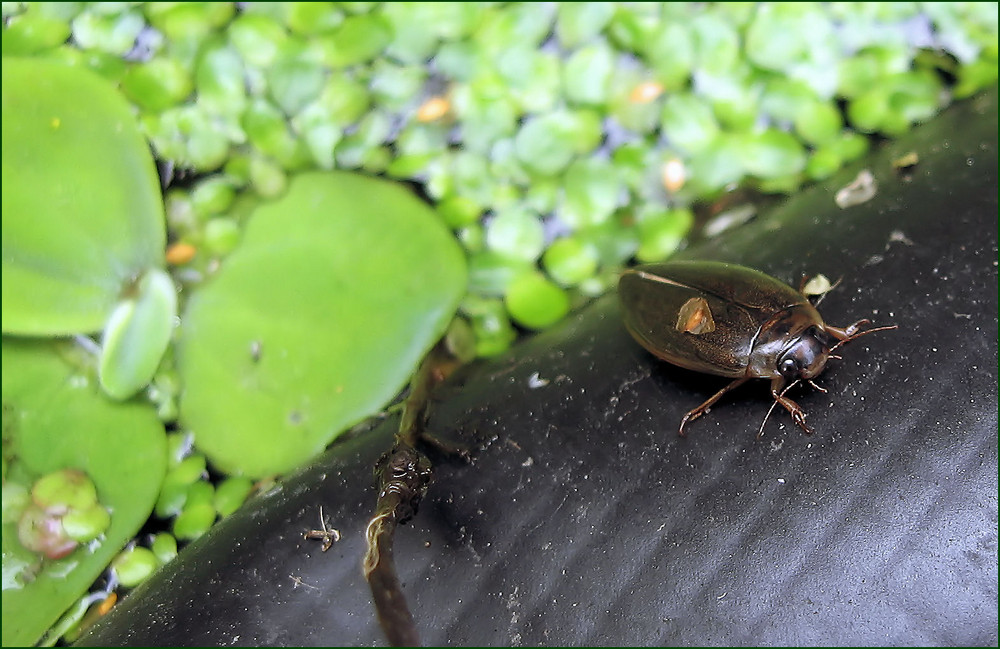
{"left": 527, "top": 372, "right": 549, "bottom": 388}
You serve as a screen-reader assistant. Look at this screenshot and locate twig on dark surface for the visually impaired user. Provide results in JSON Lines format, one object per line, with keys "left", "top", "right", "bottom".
{"left": 361, "top": 344, "right": 451, "bottom": 646}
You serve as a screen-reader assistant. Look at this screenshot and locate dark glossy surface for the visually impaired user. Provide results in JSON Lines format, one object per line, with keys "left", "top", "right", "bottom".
{"left": 78, "top": 88, "right": 998, "bottom": 646}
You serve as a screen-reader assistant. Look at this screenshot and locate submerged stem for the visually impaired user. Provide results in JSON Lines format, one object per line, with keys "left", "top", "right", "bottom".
{"left": 362, "top": 344, "right": 451, "bottom": 645}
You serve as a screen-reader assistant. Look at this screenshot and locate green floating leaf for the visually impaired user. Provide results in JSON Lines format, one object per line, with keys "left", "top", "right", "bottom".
{"left": 475, "top": 3, "right": 554, "bottom": 56}
{"left": 319, "top": 13, "right": 392, "bottom": 67}
{"left": 467, "top": 250, "right": 534, "bottom": 297}
{"left": 685, "top": 137, "right": 746, "bottom": 194}
{"left": 759, "top": 77, "right": 817, "bottom": 123}
{"left": 0, "top": 12, "right": 71, "bottom": 56}
{"left": 70, "top": 8, "right": 144, "bottom": 56}
{"left": 485, "top": 206, "right": 545, "bottom": 263}
{"left": 606, "top": 4, "right": 660, "bottom": 53}
{"left": 559, "top": 157, "right": 623, "bottom": 229}
{"left": 563, "top": 41, "right": 615, "bottom": 107}
{"left": 699, "top": 66, "right": 760, "bottom": 132}
{"left": 195, "top": 43, "right": 249, "bottom": 115}
{"left": 119, "top": 57, "right": 193, "bottom": 113}
{"left": 661, "top": 92, "right": 720, "bottom": 155}
{"left": 460, "top": 295, "right": 517, "bottom": 357}
{"left": 227, "top": 13, "right": 288, "bottom": 68}
{"left": 1, "top": 58, "right": 165, "bottom": 336}
{"left": 505, "top": 271, "right": 570, "bottom": 330}
{"left": 737, "top": 129, "right": 807, "bottom": 180}
{"left": 1, "top": 338, "right": 166, "bottom": 647}
{"left": 99, "top": 268, "right": 177, "bottom": 401}
{"left": 745, "top": 3, "right": 813, "bottom": 72}
{"left": 514, "top": 109, "right": 602, "bottom": 176}
{"left": 555, "top": 2, "right": 615, "bottom": 49}
{"left": 286, "top": 2, "right": 344, "bottom": 36}
{"left": 497, "top": 47, "right": 561, "bottom": 114}
{"left": 110, "top": 547, "right": 160, "bottom": 588}
{"left": 636, "top": 208, "right": 694, "bottom": 262}
{"left": 177, "top": 172, "right": 467, "bottom": 477}
{"left": 542, "top": 237, "right": 599, "bottom": 287}
{"left": 643, "top": 21, "right": 694, "bottom": 90}
{"left": 793, "top": 99, "right": 843, "bottom": 145}
{"left": 690, "top": 11, "right": 740, "bottom": 73}
{"left": 267, "top": 49, "right": 326, "bottom": 116}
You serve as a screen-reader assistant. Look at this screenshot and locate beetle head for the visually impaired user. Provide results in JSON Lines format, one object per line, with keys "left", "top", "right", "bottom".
{"left": 776, "top": 326, "right": 833, "bottom": 380}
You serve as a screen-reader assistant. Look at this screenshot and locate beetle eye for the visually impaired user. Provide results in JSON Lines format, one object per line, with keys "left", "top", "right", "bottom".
{"left": 779, "top": 356, "right": 800, "bottom": 377}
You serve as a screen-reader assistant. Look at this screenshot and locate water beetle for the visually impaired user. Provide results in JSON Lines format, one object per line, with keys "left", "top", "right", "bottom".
{"left": 618, "top": 260, "right": 896, "bottom": 437}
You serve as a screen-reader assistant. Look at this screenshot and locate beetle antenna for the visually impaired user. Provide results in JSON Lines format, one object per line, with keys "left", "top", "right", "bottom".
{"left": 757, "top": 380, "right": 801, "bottom": 439}
{"left": 829, "top": 324, "right": 898, "bottom": 353}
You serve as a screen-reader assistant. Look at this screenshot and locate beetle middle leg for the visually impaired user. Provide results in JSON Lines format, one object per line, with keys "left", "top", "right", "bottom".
{"left": 679, "top": 377, "right": 749, "bottom": 436}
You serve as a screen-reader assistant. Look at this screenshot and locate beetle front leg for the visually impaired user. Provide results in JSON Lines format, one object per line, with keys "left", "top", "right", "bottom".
{"left": 679, "top": 377, "right": 750, "bottom": 436}
{"left": 769, "top": 377, "right": 814, "bottom": 435}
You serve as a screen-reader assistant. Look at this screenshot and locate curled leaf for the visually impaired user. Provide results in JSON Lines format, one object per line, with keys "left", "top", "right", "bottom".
{"left": 99, "top": 269, "right": 177, "bottom": 400}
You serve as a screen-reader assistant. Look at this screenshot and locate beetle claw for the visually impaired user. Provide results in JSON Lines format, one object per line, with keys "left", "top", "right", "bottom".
{"left": 791, "top": 409, "right": 813, "bottom": 434}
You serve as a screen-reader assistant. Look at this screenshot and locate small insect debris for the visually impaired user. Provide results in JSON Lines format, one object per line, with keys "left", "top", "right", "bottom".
{"left": 304, "top": 506, "right": 341, "bottom": 552}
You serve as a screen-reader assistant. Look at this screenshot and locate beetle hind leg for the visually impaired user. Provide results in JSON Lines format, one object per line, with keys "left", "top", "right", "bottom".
{"left": 679, "top": 377, "right": 750, "bottom": 437}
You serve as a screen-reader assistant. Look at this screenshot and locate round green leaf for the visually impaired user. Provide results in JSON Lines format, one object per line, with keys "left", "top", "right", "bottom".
{"left": 150, "top": 532, "right": 178, "bottom": 565}
{"left": 514, "top": 113, "right": 577, "bottom": 176}
{"left": 661, "top": 93, "right": 720, "bottom": 155}
{"left": 847, "top": 88, "right": 890, "bottom": 133}
{"left": 172, "top": 501, "right": 216, "bottom": 541}
{"left": 461, "top": 296, "right": 517, "bottom": 357}
{"left": 1, "top": 12, "right": 71, "bottom": 56}
{"left": 514, "top": 109, "right": 602, "bottom": 176}
{"left": 505, "top": 271, "right": 570, "bottom": 330}
{"left": 1, "top": 338, "right": 166, "bottom": 647}
{"left": 227, "top": 13, "right": 287, "bottom": 68}
{"left": 267, "top": 56, "right": 326, "bottom": 117}
{"left": 110, "top": 547, "right": 160, "bottom": 588}
{"left": 195, "top": 43, "right": 249, "bottom": 115}
{"left": 1, "top": 58, "right": 165, "bottom": 336}
{"left": 467, "top": 251, "right": 533, "bottom": 297}
{"left": 556, "top": 2, "right": 615, "bottom": 48}
{"left": 737, "top": 129, "right": 807, "bottom": 179}
{"left": 119, "top": 57, "right": 193, "bottom": 112}
{"left": 70, "top": 9, "right": 144, "bottom": 56}
{"left": 636, "top": 208, "right": 694, "bottom": 262}
{"left": 177, "top": 172, "right": 466, "bottom": 477}
{"left": 542, "top": 237, "right": 599, "bottom": 287}
{"left": 558, "top": 157, "right": 624, "bottom": 229}
{"left": 642, "top": 21, "right": 694, "bottom": 89}
{"left": 793, "top": 99, "right": 843, "bottom": 145}
{"left": 214, "top": 477, "right": 255, "bottom": 518}
{"left": 805, "top": 146, "right": 843, "bottom": 181}
{"left": 61, "top": 503, "right": 112, "bottom": 543}
{"left": 759, "top": 77, "right": 818, "bottom": 123}
{"left": 485, "top": 207, "right": 545, "bottom": 263}
{"left": 746, "top": 4, "right": 811, "bottom": 72}
{"left": 319, "top": 13, "right": 392, "bottom": 67}
{"left": 563, "top": 42, "right": 615, "bottom": 107}
{"left": 690, "top": 11, "right": 740, "bottom": 73}
{"left": 686, "top": 137, "right": 746, "bottom": 194}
